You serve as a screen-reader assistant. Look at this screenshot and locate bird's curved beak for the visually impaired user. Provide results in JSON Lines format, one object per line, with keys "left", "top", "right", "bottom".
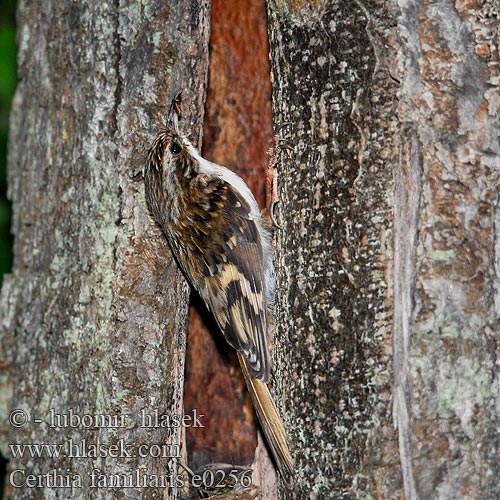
{"left": 166, "top": 90, "right": 183, "bottom": 134}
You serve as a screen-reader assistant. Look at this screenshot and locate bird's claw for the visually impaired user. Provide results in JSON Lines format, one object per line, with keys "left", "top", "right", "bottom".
{"left": 265, "top": 123, "right": 292, "bottom": 229}
{"left": 269, "top": 200, "right": 282, "bottom": 229}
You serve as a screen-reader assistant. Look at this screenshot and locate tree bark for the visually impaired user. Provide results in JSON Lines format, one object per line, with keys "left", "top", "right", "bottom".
{"left": 267, "top": 1, "right": 399, "bottom": 497}
{"left": 395, "top": 2, "right": 500, "bottom": 498}
{"left": 3, "top": 0, "right": 500, "bottom": 499}
{"left": 0, "top": 1, "right": 209, "bottom": 499}
{"left": 267, "top": 0, "right": 500, "bottom": 498}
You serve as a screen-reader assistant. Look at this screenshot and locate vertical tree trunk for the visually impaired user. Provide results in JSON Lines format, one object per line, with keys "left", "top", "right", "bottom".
{"left": 3, "top": 0, "right": 500, "bottom": 498}
{"left": 0, "top": 1, "right": 209, "bottom": 499}
{"left": 267, "top": 1, "right": 399, "bottom": 497}
{"left": 267, "top": 0, "right": 500, "bottom": 498}
{"left": 395, "top": 2, "right": 500, "bottom": 497}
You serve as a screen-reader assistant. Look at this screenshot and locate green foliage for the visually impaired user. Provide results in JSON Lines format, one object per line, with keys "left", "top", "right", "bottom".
{"left": 0, "top": 0, "right": 17, "bottom": 283}
{"left": 0, "top": 26, "right": 17, "bottom": 106}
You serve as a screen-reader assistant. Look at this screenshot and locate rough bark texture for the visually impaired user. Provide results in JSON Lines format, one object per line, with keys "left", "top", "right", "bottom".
{"left": 267, "top": 1, "right": 399, "bottom": 497}
{"left": 395, "top": 1, "right": 500, "bottom": 498}
{"left": 0, "top": 1, "right": 209, "bottom": 499}
{"left": 267, "top": 0, "right": 500, "bottom": 499}
{"left": 3, "top": 0, "right": 500, "bottom": 498}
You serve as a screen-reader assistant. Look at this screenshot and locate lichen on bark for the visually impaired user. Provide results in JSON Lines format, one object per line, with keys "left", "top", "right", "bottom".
{"left": 267, "top": 1, "right": 400, "bottom": 497}
{"left": 0, "top": 1, "right": 209, "bottom": 499}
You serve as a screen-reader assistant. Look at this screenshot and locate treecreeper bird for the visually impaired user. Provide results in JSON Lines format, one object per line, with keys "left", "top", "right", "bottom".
{"left": 144, "top": 92, "right": 294, "bottom": 487}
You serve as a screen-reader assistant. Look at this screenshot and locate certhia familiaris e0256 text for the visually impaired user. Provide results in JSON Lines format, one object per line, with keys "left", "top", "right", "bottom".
{"left": 144, "top": 92, "right": 293, "bottom": 485}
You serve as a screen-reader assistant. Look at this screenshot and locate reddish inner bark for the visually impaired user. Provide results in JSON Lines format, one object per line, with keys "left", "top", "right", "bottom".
{"left": 183, "top": 0, "right": 273, "bottom": 469}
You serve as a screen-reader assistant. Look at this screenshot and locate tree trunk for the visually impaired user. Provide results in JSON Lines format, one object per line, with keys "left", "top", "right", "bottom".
{"left": 394, "top": 2, "right": 500, "bottom": 497}
{"left": 0, "top": 1, "right": 209, "bottom": 499}
{"left": 3, "top": 0, "right": 500, "bottom": 499}
{"left": 267, "top": 0, "right": 500, "bottom": 499}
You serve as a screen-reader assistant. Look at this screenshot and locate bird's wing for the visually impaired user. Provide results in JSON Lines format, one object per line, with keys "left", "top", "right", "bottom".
{"left": 174, "top": 175, "right": 272, "bottom": 382}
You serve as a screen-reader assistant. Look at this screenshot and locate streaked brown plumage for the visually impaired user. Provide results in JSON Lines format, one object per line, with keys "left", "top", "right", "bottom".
{"left": 144, "top": 98, "right": 293, "bottom": 485}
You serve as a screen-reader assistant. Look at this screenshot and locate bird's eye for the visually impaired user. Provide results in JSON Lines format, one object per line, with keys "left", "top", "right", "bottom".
{"left": 170, "top": 142, "right": 182, "bottom": 156}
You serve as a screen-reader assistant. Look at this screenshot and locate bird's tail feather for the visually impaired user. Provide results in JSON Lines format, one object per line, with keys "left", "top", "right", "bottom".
{"left": 237, "top": 352, "right": 294, "bottom": 488}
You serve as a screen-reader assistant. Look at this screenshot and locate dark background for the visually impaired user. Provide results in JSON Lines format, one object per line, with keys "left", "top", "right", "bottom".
{"left": 0, "top": 0, "right": 17, "bottom": 282}
{"left": 0, "top": 1, "right": 17, "bottom": 497}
